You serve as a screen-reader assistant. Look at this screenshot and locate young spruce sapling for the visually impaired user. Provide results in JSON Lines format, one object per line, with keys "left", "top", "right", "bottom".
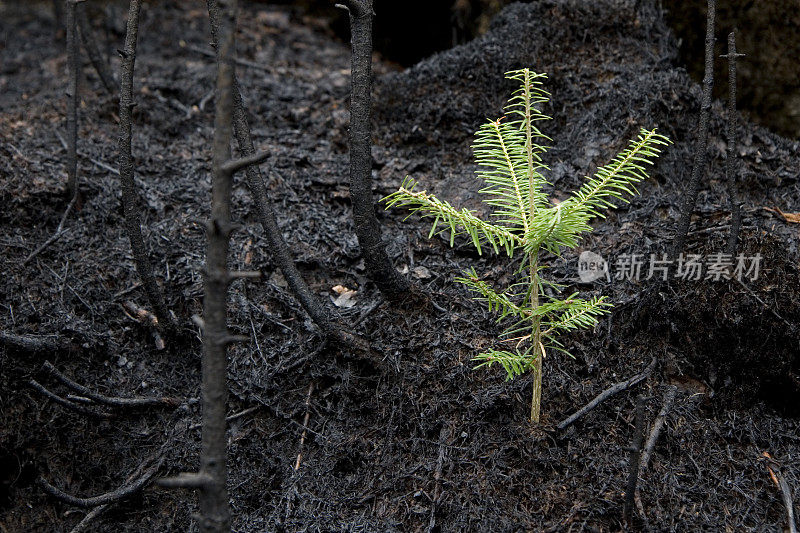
{"left": 384, "top": 69, "right": 669, "bottom": 423}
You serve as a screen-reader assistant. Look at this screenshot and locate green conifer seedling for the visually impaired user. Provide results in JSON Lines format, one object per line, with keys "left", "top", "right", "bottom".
{"left": 384, "top": 69, "right": 669, "bottom": 423}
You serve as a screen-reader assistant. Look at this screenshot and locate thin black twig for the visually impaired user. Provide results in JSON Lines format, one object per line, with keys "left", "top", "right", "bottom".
{"left": 39, "top": 459, "right": 161, "bottom": 508}
{"left": 634, "top": 384, "right": 677, "bottom": 521}
{"left": 557, "top": 357, "right": 657, "bottom": 430}
{"left": 640, "top": 385, "right": 677, "bottom": 471}
{"left": 624, "top": 395, "right": 647, "bottom": 527}
{"left": 41, "top": 361, "right": 179, "bottom": 408}
{"left": 197, "top": 1, "right": 239, "bottom": 529}
{"left": 722, "top": 31, "right": 744, "bottom": 255}
{"left": 28, "top": 379, "right": 113, "bottom": 419}
{"left": 118, "top": 0, "right": 174, "bottom": 330}
{"left": 672, "top": 0, "right": 715, "bottom": 257}
{"left": 293, "top": 382, "right": 316, "bottom": 471}
{"left": 21, "top": 193, "right": 78, "bottom": 265}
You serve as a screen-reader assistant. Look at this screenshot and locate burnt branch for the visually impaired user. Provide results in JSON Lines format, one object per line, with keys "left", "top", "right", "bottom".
{"left": 672, "top": 0, "right": 715, "bottom": 256}
{"left": 0, "top": 332, "right": 70, "bottom": 354}
{"left": 38, "top": 459, "right": 161, "bottom": 509}
{"left": 76, "top": 3, "right": 116, "bottom": 95}
{"left": 722, "top": 31, "right": 744, "bottom": 255}
{"left": 343, "top": 0, "right": 411, "bottom": 301}
{"left": 640, "top": 384, "right": 676, "bottom": 471}
{"left": 41, "top": 361, "right": 180, "bottom": 409}
{"left": 624, "top": 395, "right": 647, "bottom": 527}
{"left": 219, "top": 149, "right": 270, "bottom": 175}
{"left": 557, "top": 357, "right": 656, "bottom": 430}
{"left": 28, "top": 379, "right": 113, "bottom": 419}
{"left": 118, "top": 0, "right": 174, "bottom": 330}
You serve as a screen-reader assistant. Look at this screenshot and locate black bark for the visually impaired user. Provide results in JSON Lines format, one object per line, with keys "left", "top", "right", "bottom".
{"left": 723, "top": 31, "right": 743, "bottom": 256}
{"left": 199, "top": 0, "right": 238, "bottom": 529}
{"left": 342, "top": 0, "right": 411, "bottom": 301}
{"left": 117, "top": 0, "right": 174, "bottom": 330}
{"left": 672, "top": 0, "right": 715, "bottom": 257}
{"left": 206, "top": 0, "right": 366, "bottom": 348}
{"left": 77, "top": 3, "right": 117, "bottom": 96}
{"left": 65, "top": 0, "right": 79, "bottom": 199}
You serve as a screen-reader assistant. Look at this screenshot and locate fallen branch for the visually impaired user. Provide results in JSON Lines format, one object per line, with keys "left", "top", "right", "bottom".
{"left": 634, "top": 384, "right": 677, "bottom": 523}
{"left": 39, "top": 454, "right": 162, "bottom": 508}
{"left": 0, "top": 332, "right": 69, "bottom": 354}
{"left": 640, "top": 385, "right": 677, "bottom": 471}
{"left": 41, "top": 361, "right": 179, "bottom": 408}
{"left": 624, "top": 396, "right": 646, "bottom": 527}
{"left": 28, "top": 379, "right": 113, "bottom": 419}
{"left": 557, "top": 357, "right": 657, "bottom": 430}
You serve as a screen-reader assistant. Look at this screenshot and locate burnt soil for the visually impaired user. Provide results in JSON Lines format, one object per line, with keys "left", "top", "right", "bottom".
{"left": 2, "top": 1, "right": 800, "bottom": 531}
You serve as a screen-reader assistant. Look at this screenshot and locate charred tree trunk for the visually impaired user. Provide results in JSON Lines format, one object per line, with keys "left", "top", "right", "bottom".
{"left": 118, "top": 0, "right": 174, "bottom": 330}
{"left": 65, "top": 0, "right": 79, "bottom": 200}
{"left": 341, "top": 0, "right": 411, "bottom": 301}
{"left": 723, "top": 31, "right": 743, "bottom": 256}
{"left": 199, "top": 0, "right": 238, "bottom": 528}
{"left": 77, "top": 3, "right": 117, "bottom": 96}
{"left": 672, "top": 0, "right": 715, "bottom": 256}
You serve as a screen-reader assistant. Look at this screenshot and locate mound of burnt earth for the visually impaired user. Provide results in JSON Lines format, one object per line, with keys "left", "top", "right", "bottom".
{"left": 627, "top": 231, "right": 800, "bottom": 417}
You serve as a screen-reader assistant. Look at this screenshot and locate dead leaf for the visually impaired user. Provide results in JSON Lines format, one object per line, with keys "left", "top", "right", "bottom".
{"left": 331, "top": 285, "right": 357, "bottom": 308}
{"left": 412, "top": 266, "right": 431, "bottom": 279}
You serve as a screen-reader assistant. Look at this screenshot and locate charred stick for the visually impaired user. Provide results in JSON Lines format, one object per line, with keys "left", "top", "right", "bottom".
{"left": 672, "top": 0, "right": 715, "bottom": 257}
{"left": 118, "top": 0, "right": 174, "bottom": 330}
{"left": 293, "top": 382, "right": 315, "bottom": 471}
{"left": 219, "top": 149, "right": 270, "bottom": 174}
{"left": 28, "top": 379, "right": 113, "bottom": 419}
{"left": 624, "top": 396, "right": 647, "bottom": 527}
{"left": 41, "top": 361, "right": 179, "bottom": 408}
{"left": 722, "top": 31, "right": 744, "bottom": 255}
{"left": 76, "top": 3, "right": 116, "bottom": 95}
{"left": 557, "top": 357, "right": 656, "bottom": 430}
{"left": 0, "top": 331, "right": 69, "bottom": 354}
{"left": 640, "top": 385, "right": 676, "bottom": 471}
{"left": 122, "top": 300, "right": 166, "bottom": 350}
{"left": 39, "top": 458, "right": 162, "bottom": 508}
{"left": 342, "top": 0, "right": 411, "bottom": 301}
